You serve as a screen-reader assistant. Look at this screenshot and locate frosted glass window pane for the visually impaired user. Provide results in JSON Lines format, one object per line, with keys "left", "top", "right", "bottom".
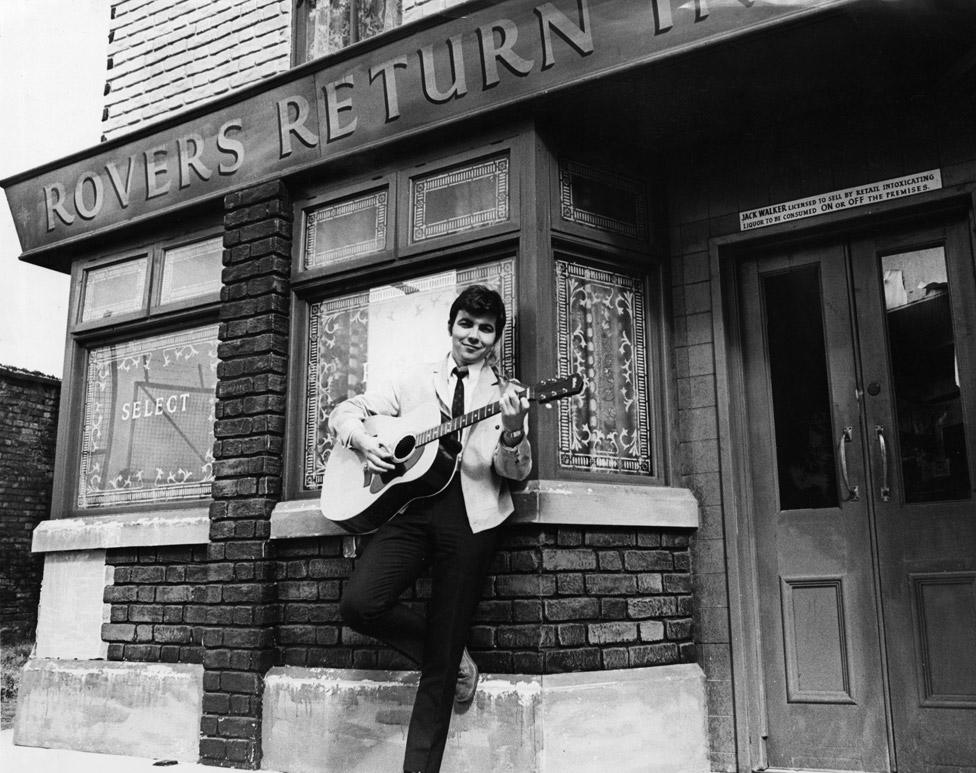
{"left": 559, "top": 161, "right": 648, "bottom": 240}
{"left": 81, "top": 257, "right": 148, "bottom": 322}
{"left": 78, "top": 324, "right": 219, "bottom": 509}
{"left": 303, "top": 259, "right": 516, "bottom": 489}
{"left": 410, "top": 154, "right": 510, "bottom": 243}
{"left": 303, "top": 189, "right": 388, "bottom": 269}
{"left": 160, "top": 238, "right": 222, "bottom": 305}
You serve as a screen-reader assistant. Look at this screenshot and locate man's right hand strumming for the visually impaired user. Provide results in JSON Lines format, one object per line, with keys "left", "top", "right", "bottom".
{"left": 352, "top": 431, "right": 395, "bottom": 473}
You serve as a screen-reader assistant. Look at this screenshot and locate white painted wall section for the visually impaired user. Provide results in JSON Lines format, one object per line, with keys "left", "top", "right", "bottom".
{"left": 14, "top": 660, "right": 204, "bottom": 761}
{"left": 34, "top": 550, "right": 111, "bottom": 659}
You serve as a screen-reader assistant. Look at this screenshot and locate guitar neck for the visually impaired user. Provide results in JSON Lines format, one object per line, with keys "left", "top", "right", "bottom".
{"left": 416, "top": 389, "right": 531, "bottom": 446}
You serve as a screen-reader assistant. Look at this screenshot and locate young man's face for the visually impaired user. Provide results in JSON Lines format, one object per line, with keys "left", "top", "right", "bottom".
{"left": 449, "top": 309, "right": 499, "bottom": 367}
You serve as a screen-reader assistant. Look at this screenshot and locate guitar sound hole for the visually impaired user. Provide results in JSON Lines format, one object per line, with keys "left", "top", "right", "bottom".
{"left": 393, "top": 435, "right": 416, "bottom": 460}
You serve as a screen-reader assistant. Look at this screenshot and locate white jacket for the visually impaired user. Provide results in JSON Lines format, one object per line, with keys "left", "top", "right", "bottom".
{"left": 328, "top": 359, "right": 532, "bottom": 533}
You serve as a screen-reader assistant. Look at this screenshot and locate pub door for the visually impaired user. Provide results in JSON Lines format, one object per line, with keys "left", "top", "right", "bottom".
{"left": 738, "top": 216, "right": 976, "bottom": 772}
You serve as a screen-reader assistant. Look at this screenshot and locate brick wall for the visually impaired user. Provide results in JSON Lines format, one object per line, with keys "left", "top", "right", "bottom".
{"left": 0, "top": 366, "right": 60, "bottom": 638}
{"left": 276, "top": 526, "right": 695, "bottom": 673}
{"left": 101, "top": 0, "right": 482, "bottom": 139}
{"left": 103, "top": 0, "right": 292, "bottom": 139}
{"left": 102, "top": 545, "right": 208, "bottom": 663}
{"left": 198, "top": 179, "right": 293, "bottom": 768}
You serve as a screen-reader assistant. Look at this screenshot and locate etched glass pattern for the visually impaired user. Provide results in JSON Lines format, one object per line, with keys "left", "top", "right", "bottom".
{"left": 160, "top": 237, "right": 222, "bottom": 305}
{"left": 304, "top": 189, "right": 388, "bottom": 269}
{"left": 411, "top": 154, "right": 509, "bottom": 243}
{"left": 556, "top": 260, "right": 652, "bottom": 475}
{"left": 78, "top": 325, "right": 219, "bottom": 509}
{"left": 304, "top": 259, "right": 516, "bottom": 489}
{"left": 81, "top": 257, "right": 149, "bottom": 322}
{"left": 559, "top": 161, "right": 648, "bottom": 240}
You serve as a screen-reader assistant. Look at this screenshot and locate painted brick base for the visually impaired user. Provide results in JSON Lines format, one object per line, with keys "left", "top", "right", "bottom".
{"left": 262, "top": 664, "right": 709, "bottom": 773}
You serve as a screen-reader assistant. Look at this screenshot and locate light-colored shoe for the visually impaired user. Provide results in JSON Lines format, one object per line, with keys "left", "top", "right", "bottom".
{"left": 455, "top": 647, "right": 479, "bottom": 704}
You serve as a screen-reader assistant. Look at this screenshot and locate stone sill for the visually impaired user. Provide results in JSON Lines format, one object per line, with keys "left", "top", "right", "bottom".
{"left": 271, "top": 480, "right": 699, "bottom": 540}
{"left": 31, "top": 481, "right": 700, "bottom": 551}
{"left": 32, "top": 508, "right": 210, "bottom": 553}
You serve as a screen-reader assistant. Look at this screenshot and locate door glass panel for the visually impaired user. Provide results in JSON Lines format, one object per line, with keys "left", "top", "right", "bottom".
{"left": 763, "top": 267, "right": 838, "bottom": 510}
{"left": 881, "top": 246, "right": 971, "bottom": 502}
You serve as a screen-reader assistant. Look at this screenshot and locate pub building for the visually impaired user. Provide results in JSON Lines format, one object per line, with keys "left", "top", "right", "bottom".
{"left": 4, "top": 0, "right": 976, "bottom": 770}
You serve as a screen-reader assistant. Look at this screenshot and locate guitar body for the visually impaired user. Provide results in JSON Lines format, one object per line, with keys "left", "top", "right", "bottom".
{"left": 320, "top": 372, "right": 582, "bottom": 534}
{"left": 320, "top": 403, "right": 462, "bottom": 535}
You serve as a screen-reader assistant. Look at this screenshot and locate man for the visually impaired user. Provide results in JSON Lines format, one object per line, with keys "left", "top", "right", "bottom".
{"left": 329, "top": 285, "right": 531, "bottom": 773}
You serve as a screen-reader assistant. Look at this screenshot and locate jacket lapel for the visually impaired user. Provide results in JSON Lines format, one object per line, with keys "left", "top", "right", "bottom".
{"left": 431, "top": 360, "right": 449, "bottom": 412}
{"left": 470, "top": 365, "right": 500, "bottom": 412}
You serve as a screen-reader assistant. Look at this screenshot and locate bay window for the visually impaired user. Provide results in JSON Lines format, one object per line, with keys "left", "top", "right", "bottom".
{"left": 283, "top": 124, "right": 668, "bottom": 508}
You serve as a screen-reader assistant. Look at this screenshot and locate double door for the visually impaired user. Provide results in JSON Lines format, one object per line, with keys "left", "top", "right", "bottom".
{"left": 740, "top": 217, "right": 976, "bottom": 771}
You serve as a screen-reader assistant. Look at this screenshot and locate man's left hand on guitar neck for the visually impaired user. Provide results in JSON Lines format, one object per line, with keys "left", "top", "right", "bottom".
{"left": 499, "top": 382, "right": 529, "bottom": 447}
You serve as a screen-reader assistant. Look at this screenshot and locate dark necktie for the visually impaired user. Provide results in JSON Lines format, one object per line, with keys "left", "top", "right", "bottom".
{"left": 451, "top": 366, "right": 468, "bottom": 440}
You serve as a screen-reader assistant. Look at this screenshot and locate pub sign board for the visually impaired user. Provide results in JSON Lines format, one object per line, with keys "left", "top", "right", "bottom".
{"left": 2, "top": 0, "right": 848, "bottom": 263}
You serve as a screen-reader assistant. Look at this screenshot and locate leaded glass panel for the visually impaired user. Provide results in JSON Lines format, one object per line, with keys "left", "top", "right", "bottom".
{"left": 159, "top": 237, "right": 222, "bottom": 305}
{"left": 78, "top": 324, "right": 219, "bottom": 508}
{"left": 556, "top": 259, "right": 652, "bottom": 475}
{"left": 304, "top": 259, "right": 516, "bottom": 489}
{"left": 559, "top": 161, "right": 648, "bottom": 241}
{"left": 80, "top": 257, "right": 148, "bottom": 322}
{"left": 303, "top": 188, "right": 388, "bottom": 269}
{"left": 410, "top": 154, "right": 510, "bottom": 243}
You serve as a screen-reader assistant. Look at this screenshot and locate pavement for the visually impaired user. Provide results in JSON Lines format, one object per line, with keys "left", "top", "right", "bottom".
{"left": 0, "top": 728, "right": 282, "bottom": 772}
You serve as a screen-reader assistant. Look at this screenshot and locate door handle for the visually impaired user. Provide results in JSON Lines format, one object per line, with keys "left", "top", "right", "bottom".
{"left": 876, "top": 425, "right": 891, "bottom": 502}
{"left": 838, "top": 426, "right": 859, "bottom": 501}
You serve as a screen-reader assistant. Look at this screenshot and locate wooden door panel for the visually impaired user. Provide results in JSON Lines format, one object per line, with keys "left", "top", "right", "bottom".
{"left": 851, "top": 218, "right": 976, "bottom": 772}
{"left": 740, "top": 245, "right": 890, "bottom": 772}
{"left": 781, "top": 576, "right": 855, "bottom": 703}
{"left": 910, "top": 572, "right": 976, "bottom": 706}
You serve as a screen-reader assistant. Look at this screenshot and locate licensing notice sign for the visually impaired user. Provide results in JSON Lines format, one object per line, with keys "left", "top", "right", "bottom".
{"left": 739, "top": 169, "right": 942, "bottom": 231}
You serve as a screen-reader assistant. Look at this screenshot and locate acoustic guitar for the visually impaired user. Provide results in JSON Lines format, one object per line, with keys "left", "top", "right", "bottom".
{"left": 319, "top": 374, "right": 584, "bottom": 534}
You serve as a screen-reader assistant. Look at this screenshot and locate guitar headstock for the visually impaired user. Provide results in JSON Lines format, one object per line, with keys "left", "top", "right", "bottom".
{"left": 530, "top": 373, "right": 585, "bottom": 404}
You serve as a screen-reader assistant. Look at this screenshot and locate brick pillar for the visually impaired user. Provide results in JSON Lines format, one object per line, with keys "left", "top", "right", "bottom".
{"left": 199, "top": 180, "right": 292, "bottom": 768}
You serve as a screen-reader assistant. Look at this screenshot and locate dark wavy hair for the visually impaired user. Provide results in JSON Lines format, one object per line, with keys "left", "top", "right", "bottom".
{"left": 448, "top": 284, "right": 506, "bottom": 337}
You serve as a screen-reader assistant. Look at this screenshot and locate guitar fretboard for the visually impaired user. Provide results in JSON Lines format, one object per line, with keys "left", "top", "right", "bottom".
{"left": 415, "top": 388, "right": 534, "bottom": 446}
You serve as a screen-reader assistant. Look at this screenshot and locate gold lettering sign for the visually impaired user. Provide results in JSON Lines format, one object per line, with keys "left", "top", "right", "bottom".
{"left": 3, "top": 0, "right": 843, "bottom": 259}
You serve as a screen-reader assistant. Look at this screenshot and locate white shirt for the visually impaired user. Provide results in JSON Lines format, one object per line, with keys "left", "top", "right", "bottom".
{"left": 444, "top": 354, "right": 485, "bottom": 415}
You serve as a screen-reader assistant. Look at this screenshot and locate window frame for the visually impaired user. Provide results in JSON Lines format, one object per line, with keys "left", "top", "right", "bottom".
{"left": 285, "top": 240, "right": 522, "bottom": 500}
{"left": 284, "top": 129, "right": 530, "bottom": 501}
{"left": 291, "top": 0, "right": 407, "bottom": 66}
{"left": 51, "top": 221, "right": 224, "bottom": 520}
{"left": 549, "top": 154, "right": 655, "bottom": 253}
{"left": 292, "top": 173, "right": 398, "bottom": 284}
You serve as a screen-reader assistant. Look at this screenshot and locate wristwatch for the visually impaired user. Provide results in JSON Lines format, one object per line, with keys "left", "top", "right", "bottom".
{"left": 501, "top": 429, "right": 525, "bottom": 447}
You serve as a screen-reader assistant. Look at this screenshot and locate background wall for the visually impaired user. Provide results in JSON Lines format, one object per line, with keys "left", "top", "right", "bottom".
{"left": 0, "top": 366, "right": 60, "bottom": 638}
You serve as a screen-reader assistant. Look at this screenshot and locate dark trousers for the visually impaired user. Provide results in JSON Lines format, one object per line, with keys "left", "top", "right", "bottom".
{"left": 339, "top": 474, "right": 499, "bottom": 773}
